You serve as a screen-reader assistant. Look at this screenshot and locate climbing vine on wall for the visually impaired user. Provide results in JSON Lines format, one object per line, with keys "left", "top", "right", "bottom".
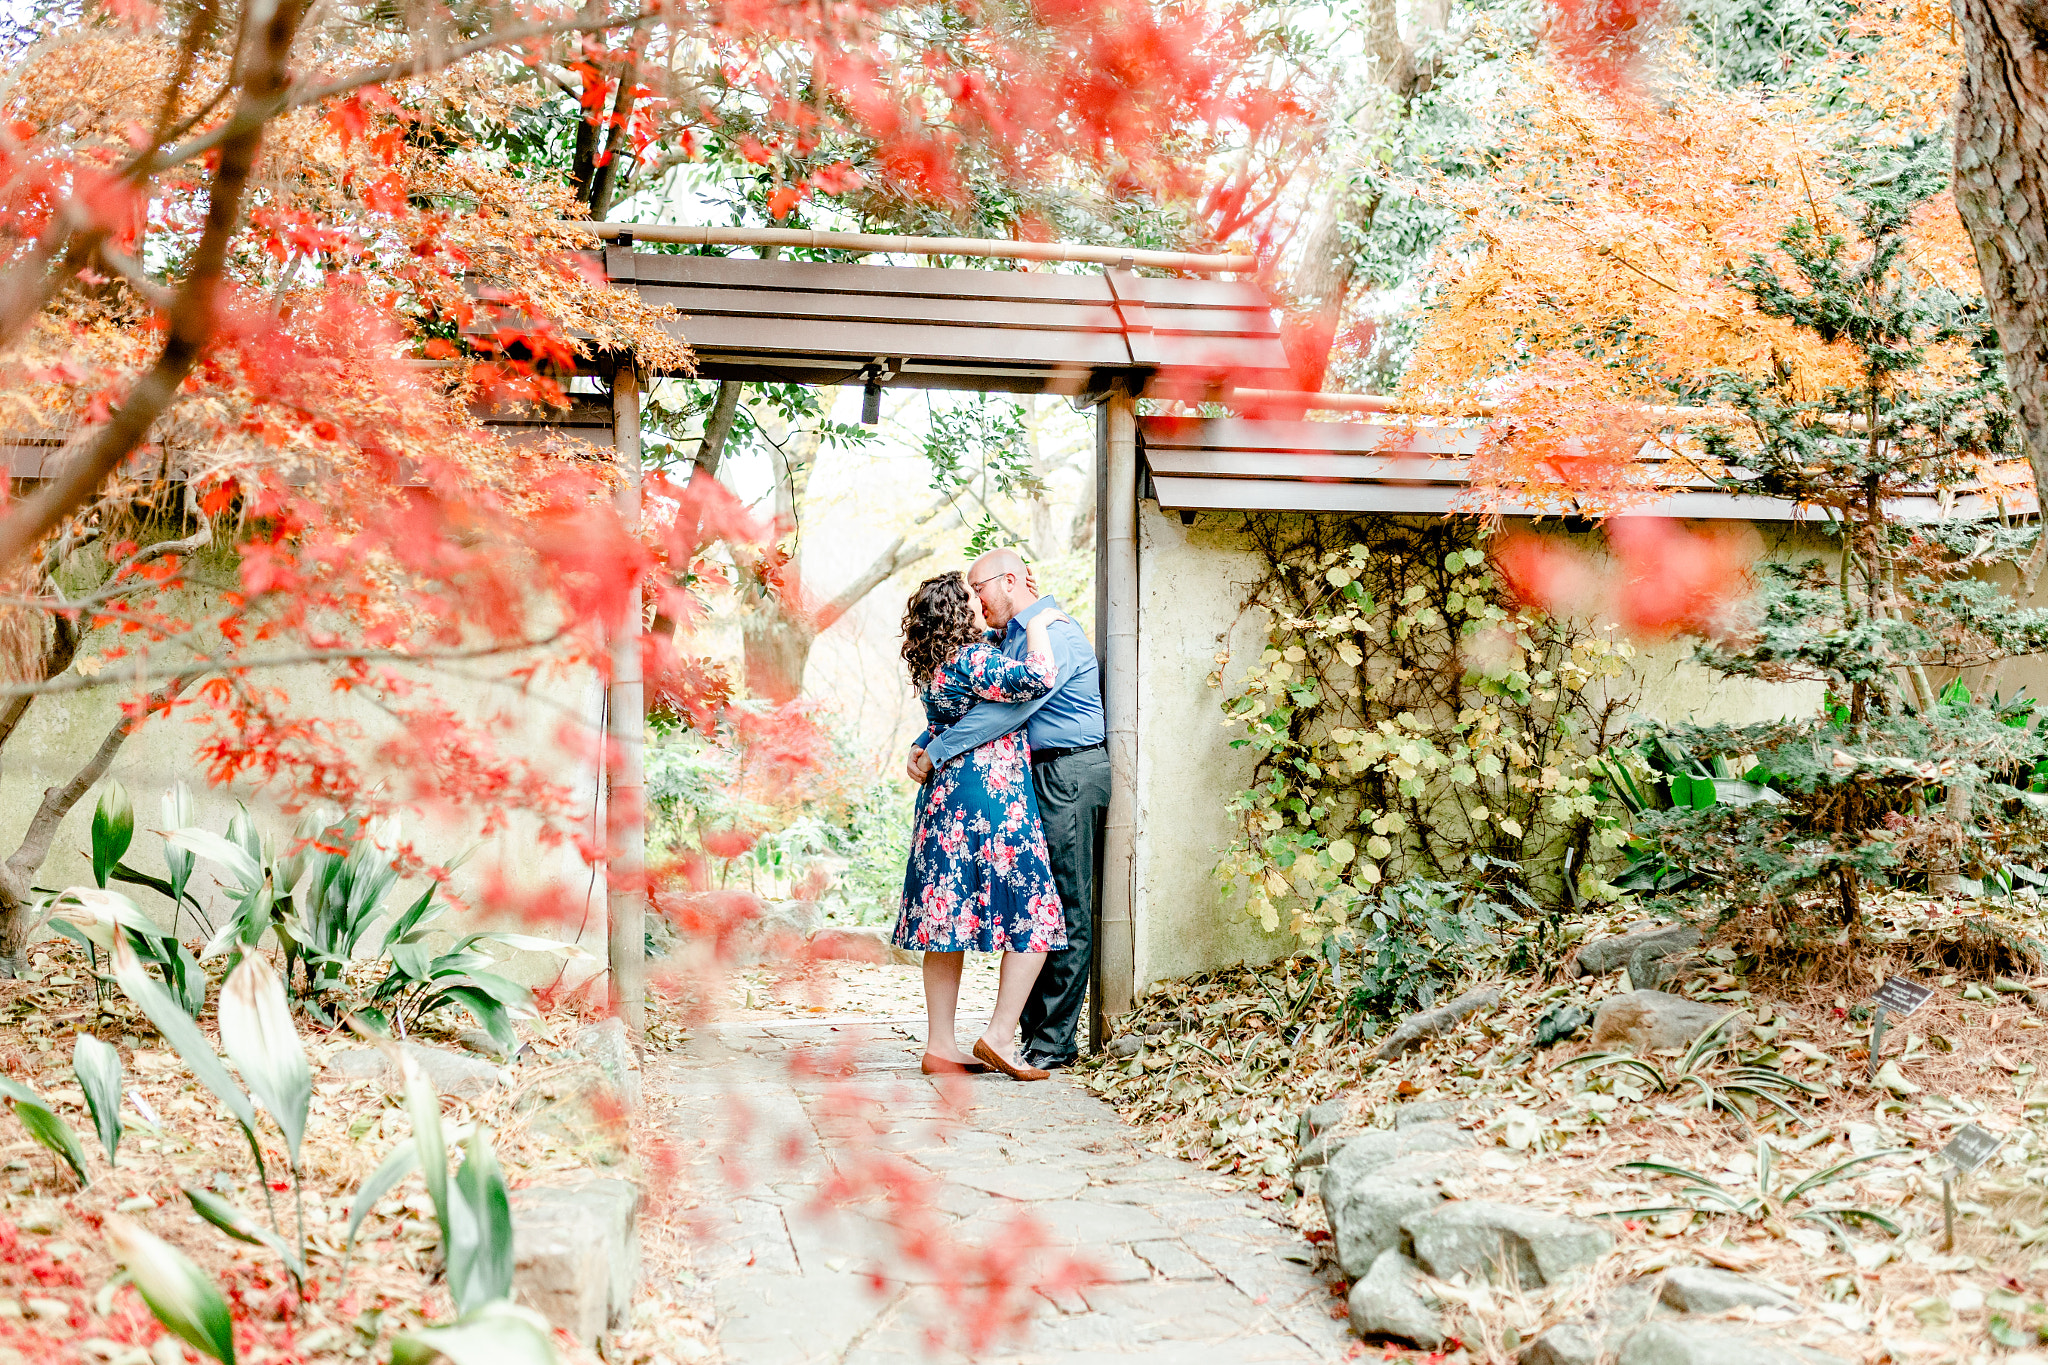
{"left": 1210, "top": 515, "right": 1640, "bottom": 939}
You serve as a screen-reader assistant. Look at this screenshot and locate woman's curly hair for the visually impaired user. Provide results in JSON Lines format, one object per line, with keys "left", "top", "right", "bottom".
{"left": 901, "top": 571, "right": 986, "bottom": 687}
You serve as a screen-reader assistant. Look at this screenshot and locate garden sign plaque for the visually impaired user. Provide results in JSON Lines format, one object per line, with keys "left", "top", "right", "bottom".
{"left": 1873, "top": 977, "right": 1935, "bottom": 1016}
{"left": 1868, "top": 976, "right": 1936, "bottom": 1079}
{"left": 1941, "top": 1122, "right": 2003, "bottom": 1175}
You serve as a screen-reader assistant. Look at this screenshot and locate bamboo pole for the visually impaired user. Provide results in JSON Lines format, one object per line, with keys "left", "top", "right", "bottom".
{"left": 563, "top": 222, "right": 1255, "bottom": 274}
{"left": 607, "top": 362, "right": 647, "bottom": 1044}
{"left": 1098, "top": 390, "right": 1140, "bottom": 1018}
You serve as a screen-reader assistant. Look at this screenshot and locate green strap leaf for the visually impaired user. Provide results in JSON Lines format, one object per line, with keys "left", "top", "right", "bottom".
{"left": 390, "top": 1300, "right": 558, "bottom": 1365}
{"left": 11, "top": 1097, "right": 90, "bottom": 1186}
{"left": 446, "top": 1127, "right": 514, "bottom": 1314}
{"left": 91, "top": 781, "right": 135, "bottom": 890}
{"left": 164, "top": 827, "right": 265, "bottom": 893}
{"left": 106, "top": 1214, "right": 237, "bottom": 1365}
{"left": 111, "top": 938, "right": 256, "bottom": 1135}
{"left": 110, "top": 938, "right": 267, "bottom": 1189}
{"left": 1784, "top": 1149, "right": 1913, "bottom": 1202}
{"left": 74, "top": 1035, "right": 124, "bottom": 1164}
{"left": 218, "top": 954, "right": 311, "bottom": 1170}
{"left": 1795, "top": 1205, "right": 1905, "bottom": 1237}
{"left": 184, "top": 1188, "right": 305, "bottom": 1277}
{"left": 399, "top": 1052, "right": 451, "bottom": 1253}
{"left": 344, "top": 1137, "right": 420, "bottom": 1262}
{"left": 434, "top": 986, "right": 517, "bottom": 1057}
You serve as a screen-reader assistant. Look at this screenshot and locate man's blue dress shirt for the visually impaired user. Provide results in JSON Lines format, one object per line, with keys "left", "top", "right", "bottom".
{"left": 917, "top": 595, "right": 1105, "bottom": 769}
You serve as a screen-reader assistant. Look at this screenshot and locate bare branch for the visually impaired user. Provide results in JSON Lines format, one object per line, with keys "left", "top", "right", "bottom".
{"left": 44, "top": 515, "right": 213, "bottom": 614}
{"left": 0, "top": 631, "right": 567, "bottom": 700}
{"left": 588, "top": 40, "right": 643, "bottom": 219}
{"left": 93, "top": 245, "right": 178, "bottom": 312}
{"left": 696, "top": 381, "right": 744, "bottom": 477}
{"left": 0, "top": 614, "right": 77, "bottom": 753}
{"left": 5, "top": 674, "right": 191, "bottom": 889}
{"left": 816, "top": 490, "right": 969, "bottom": 632}
{"left": 148, "top": 8, "right": 671, "bottom": 179}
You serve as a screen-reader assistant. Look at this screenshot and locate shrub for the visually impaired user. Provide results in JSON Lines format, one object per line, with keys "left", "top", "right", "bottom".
{"left": 1630, "top": 142, "right": 2048, "bottom": 927}
{"left": 1212, "top": 515, "right": 1638, "bottom": 941}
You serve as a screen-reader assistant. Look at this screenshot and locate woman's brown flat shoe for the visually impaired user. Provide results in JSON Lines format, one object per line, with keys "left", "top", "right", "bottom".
{"left": 973, "top": 1038, "right": 1049, "bottom": 1081}
{"left": 921, "top": 1054, "right": 989, "bottom": 1075}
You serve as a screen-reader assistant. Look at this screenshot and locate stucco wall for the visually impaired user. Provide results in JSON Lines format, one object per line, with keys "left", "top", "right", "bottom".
{"left": 1, "top": 651, "right": 607, "bottom": 983}
{"left": 1131, "top": 504, "right": 1843, "bottom": 989}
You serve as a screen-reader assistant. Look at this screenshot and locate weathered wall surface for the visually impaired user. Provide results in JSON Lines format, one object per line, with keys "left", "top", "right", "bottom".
{"left": 1, "top": 651, "right": 607, "bottom": 984}
{"left": 1131, "top": 504, "right": 1841, "bottom": 990}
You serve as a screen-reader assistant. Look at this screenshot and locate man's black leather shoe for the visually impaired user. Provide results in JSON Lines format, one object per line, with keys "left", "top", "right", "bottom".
{"left": 1023, "top": 1052, "right": 1077, "bottom": 1071}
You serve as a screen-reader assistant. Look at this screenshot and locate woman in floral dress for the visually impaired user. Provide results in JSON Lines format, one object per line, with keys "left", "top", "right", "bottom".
{"left": 894, "top": 571, "right": 1069, "bottom": 1081}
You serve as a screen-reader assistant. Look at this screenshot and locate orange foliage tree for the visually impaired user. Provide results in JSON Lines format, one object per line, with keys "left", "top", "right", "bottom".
{"left": 1397, "top": 4, "right": 1987, "bottom": 514}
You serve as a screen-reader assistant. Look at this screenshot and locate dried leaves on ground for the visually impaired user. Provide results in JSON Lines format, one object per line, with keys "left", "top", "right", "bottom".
{"left": 1079, "top": 894, "right": 2048, "bottom": 1363}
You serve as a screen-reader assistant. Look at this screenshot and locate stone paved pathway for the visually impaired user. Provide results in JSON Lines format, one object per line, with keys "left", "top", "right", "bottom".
{"left": 656, "top": 1013, "right": 1352, "bottom": 1364}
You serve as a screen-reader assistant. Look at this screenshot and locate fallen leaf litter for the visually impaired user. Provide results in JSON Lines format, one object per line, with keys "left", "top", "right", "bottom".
{"left": 1077, "top": 893, "right": 2048, "bottom": 1362}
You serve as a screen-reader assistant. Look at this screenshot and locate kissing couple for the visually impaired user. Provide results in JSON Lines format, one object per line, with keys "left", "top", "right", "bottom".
{"left": 890, "top": 548, "right": 1111, "bottom": 1082}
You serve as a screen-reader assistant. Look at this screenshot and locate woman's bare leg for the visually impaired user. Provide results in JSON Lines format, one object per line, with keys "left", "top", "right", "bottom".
{"left": 922, "top": 951, "right": 975, "bottom": 1063}
{"left": 977, "top": 951, "right": 1047, "bottom": 1064}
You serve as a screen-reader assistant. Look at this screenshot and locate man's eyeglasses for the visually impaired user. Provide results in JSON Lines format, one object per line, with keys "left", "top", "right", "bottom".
{"left": 968, "top": 573, "right": 1011, "bottom": 593}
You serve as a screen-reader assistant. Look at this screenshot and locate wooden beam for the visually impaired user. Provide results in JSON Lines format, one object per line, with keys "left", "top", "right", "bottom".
{"left": 569, "top": 222, "right": 1256, "bottom": 274}
{"left": 607, "top": 363, "right": 647, "bottom": 1047}
{"left": 1099, "top": 390, "right": 1140, "bottom": 1020}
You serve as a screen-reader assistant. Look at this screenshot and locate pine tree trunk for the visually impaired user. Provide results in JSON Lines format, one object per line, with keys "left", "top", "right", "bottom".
{"left": 1954, "top": 0, "right": 2048, "bottom": 501}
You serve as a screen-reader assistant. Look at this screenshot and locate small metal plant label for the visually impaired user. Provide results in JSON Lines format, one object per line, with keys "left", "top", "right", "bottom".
{"left": 1872, "top": 977, "right": 1935, "bottom": 1016}
{"left": 1942, "top": 1123, "right": 2004, "bottom": 1176}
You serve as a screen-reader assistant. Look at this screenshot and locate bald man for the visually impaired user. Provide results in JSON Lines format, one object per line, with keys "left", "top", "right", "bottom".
{"left": 907, "top": 548, "right": 1109, "bottom": 1069}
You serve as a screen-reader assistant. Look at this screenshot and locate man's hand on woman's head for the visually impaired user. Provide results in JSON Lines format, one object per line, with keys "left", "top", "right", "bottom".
{"left": 907, "top": 746, "right": 934, "bottom": 783}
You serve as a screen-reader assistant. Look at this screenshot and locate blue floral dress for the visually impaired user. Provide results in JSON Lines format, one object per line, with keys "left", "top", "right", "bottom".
{"left": 893, "top": 642, "right": 1069, "bottom": 953}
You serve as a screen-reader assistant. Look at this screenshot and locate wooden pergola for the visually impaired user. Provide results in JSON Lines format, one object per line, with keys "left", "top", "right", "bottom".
{"left": 583, "top": 246, "right": 1293, "bottom": 1041}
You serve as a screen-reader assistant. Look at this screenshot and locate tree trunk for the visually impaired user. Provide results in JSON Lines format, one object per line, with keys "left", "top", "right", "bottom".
{"left": 740, "top": 612, "right": 818, "bottom": 703}
{"left": 1282, "top": 0, "right": 1449, "bottom": 386}
{"left": 0, "top": 675, "right": 187, "bottom": 969}
{"left": 1955, "top": 0, "right": 2048, "bottom": 501}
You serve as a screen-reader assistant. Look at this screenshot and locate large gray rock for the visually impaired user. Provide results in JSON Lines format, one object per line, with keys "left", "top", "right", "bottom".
{"left": 1394, "top": 1101, "right": 1461, "bottom": 1129}
{"left": 1522, "top": 1324, "right": 1599, "bottom": 1365}
{"left": 572, "top": 1019, "right": 643, "bottom": 1110}
{"left": 1572, "top": 922, "right": 1703, "bottom": 977}
{"left": 327, "top": 1048, "right": 386, "bottom": 1080}
{"left": 734, "top": 899, "right": 822, "bottom": 964}
{"left": 511, "top": 1179, "right": 642, "bottom": 1345}
{"left": 1323, "top": 1154, "right": 1454, "bottom": 1279}
{"left": 1376, "top": 986, "right": 1503, "bottom": 1060}
{"left": 1591, "top": 991, "right": 1750, "bottom": 1053}
{"left": 1293, "top": 1131, "right": 1342, "bottom": 1175}
{"left": 514, "top": 1064, "right": 629, "bottom": 1165}
{"left": 1618, "top": 1323, "right": 1848, "bottom": 1365}
{"left": 1659, "top": 1267, "right": 1799, "bottom": 1314}
{"left": 328, "top": 1043, "right": 507, "bottom": 1100}
{"left": 1402, "top": 1201, "right": 1613, "bottom": 1289}
{"left": 1320, "top": 1125, "right": 1468, "bottom": 1279}
{"left": 1533, "top": 1001, "right": 1594, "bottom": 1048}
{"left": 399, "top": 1042, "right": 507, "bottom": 1100}
{"left": 1297, "top": 1098, "right": 1349, "bottom": 1145}
{"left": 1348, "top": 1249, "right": 1444, "bottom": 1348}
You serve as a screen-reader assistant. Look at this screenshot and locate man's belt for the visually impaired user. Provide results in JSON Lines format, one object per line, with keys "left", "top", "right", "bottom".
{"left": 1031, "top": 741, "right": 1105, "bottom": 764}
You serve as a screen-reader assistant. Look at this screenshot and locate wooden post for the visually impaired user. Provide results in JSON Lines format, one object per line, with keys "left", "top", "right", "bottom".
{"left": 608, "top": 361, "right": 647, "bottom": 1043}
{"left": 1098, "top": 388, "right": 1139, "bottom": 1019}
